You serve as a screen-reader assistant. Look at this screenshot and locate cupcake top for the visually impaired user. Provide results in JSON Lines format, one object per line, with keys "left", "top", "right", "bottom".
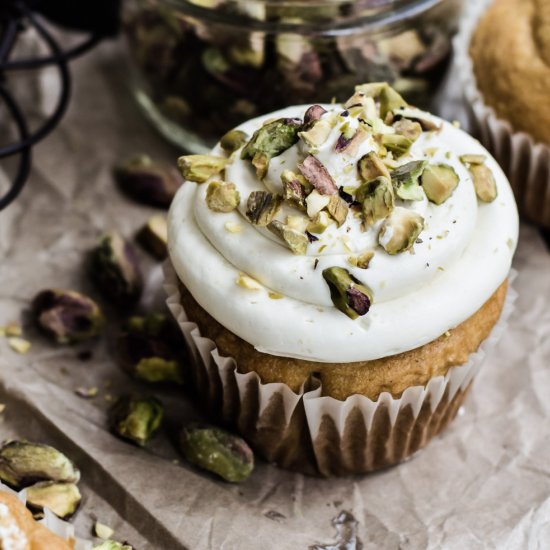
{"left": 168, "top": 83, "right": 518, "bottom": 363}
{"left": 470, "top": 0, "right": 550, "bottom": 144}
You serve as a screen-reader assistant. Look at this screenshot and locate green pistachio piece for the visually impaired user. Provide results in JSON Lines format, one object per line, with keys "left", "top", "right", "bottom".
{"left": 281, "top": 170, "right": 309, "bottom": 210}
{"left": 327, "top": 195, "right": 349, "bottom": 227}
{"left": 220, "top": 129, "right": 248, "bottom": 154}
{"left": 298, "top": 155, "right": 338, "bottom": 195}
{"left": 307, "top": 211, "right": 332, "bottom": 234}
{"left": 421, "top": 164, "right": 459, "bottom": 205}
{"left": 322, "top": 267, "right": 372, "bottom": 319}
{"left": 358, "top": 151, "right": 391, "bottom": 183}
{"left": 354, "top": 82, "right": 408, "bottom": 119}
{"left": 356, "top": 176, "right": 395, "bottom": 225}
{"left": 180, "top": 425, "right": 254, "bottom": 483}
{"left": 459, "top": 154, "right": 486, "bottom": 165}
{"left": 110, "top": 395, "right": 163, "bottom": 447}
{"left": 117, "top": 313, "right": 185, "bottom": 385}
{"left": 393, "top": 119, "right": 423, "bottom": 141}
{"left": 298, "top": 116, "right": 336, "bottom": 148}
{"left": 177, "top": 155, "right": 228, "bottom": 183}
{"left": 379, "top": 207, "right": 424, "bottom": 255}
{"left": 381, "top": 134, "right": 414, "bottom": 157}
{"left": 246, "top": 191, "right": 282, "bottom": 226}
{"left": 25, "top": 481, "right": 81, "bottom": 519}
{"left": 0, "top": 441, "right": 80, "bottom": 489}
{"left": 241, "top": 118, "right": 302, "bottom": 177}
{"left": 205, "top": 181, "right": 240, "bottom": 212}
{"left": 33, "top": 289, "right": 105, "bottom": 344}
{"left": 469, "top": 164, "right": 498, "bottom": 202}
{"left": 306, "top": 189, "right": 331, "bottom": 218}
{"left": 348, "top": 251, "right": 375, "bottom": 269}
{"left": 93, "top": 542, "right": 134, "bottom": 550}
{"left": 334, "top": 127, "right": 368, "bottom": 156}
{"left": 390, "top": 160, "right": 427, "bottom": 201}
{"left": 268, "top": 220, "right": 308, "bottom": 255}
{"left": 137, "top": 215, "right": 168, "bottom": 260}
{"left": 91, "top": 231, "right": 143, "bottom": 305}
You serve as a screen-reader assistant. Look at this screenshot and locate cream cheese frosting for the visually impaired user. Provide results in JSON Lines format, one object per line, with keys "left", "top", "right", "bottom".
{"left": 168, "top": 95, "right": 518, "bottom": 363}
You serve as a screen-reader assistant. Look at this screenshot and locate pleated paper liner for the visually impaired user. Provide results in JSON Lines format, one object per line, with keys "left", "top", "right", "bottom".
{"left": 454, "top": 0, "right": 550, "bottom": 228}
{"left": 165, "top": 264, "right": 517, "bottom": 477}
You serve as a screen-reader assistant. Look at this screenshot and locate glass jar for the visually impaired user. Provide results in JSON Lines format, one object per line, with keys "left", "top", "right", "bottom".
{"left": 122, "top": 0, "right": 463, "bottom": 153}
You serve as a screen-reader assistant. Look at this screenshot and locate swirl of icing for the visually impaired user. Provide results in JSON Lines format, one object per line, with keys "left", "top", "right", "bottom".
{"left": 168, "top": 95, "right": 518, "bottom": 363}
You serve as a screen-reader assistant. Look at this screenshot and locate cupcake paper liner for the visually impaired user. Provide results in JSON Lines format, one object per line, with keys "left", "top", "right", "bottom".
{"left": 454, "top": 0, "right": 550, "bottom": 228}
{"left": 165, "top": 264, "right": 517, "bottom": 476}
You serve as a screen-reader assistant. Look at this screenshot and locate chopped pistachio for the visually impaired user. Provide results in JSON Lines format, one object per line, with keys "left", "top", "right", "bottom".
{"left": 205, "top": 181, "right": 240, "bottom": 212}
{"left": 241, "top": 118, "right": 301, "bottom": 177}
{"left": 381, "top": 134, "right": 414, "bottom": 157}
{"left": 246, "top": 191, "right": 282, "bottom": 226}
{"left": 334, "top": 127, "right": 368, "bottom": 156}
{"left": 4, "top": 322, "right": 22, "bottom": 337}
{"left": 0, "top": 441, "right": 80, "bottom": 489}
{"left": 390, "top": 160, "right": 427, "bottom": 201}
{"left": 322, "top": 267, "right": 372, "bottom": 319}
{"left": 298, "top": 155, "right": 338, "bottom": 195}
{"left": 286, "top": 215, "right": 310, "bottom": 233}
{"left": 281, "top": 170, "right": 308, "bottom": 210}
{"left": 236, "top": 273, "right": 262, "bottom": 290}
{"left": 354, "top": 82, "right": 407, "bottom": 119}
{"left": 95, "top": 522, "right": 115, "bottom": 540}
{"left": 358, "top": 151, "right": 391, "bottom": 183}
{"left": 459, "top": 154, "right": 486, "bottom": 165}
{"left": 306, "top": 190, "right": 331, "bottom": 218}
{"left": 7, "top": 337, "right": 31, "bottom": 354}
{"left": 348, "top": 251, "right": 375, "bottom": 269}
{"left": 224, "top": 221, "right": 243, "bottom": 233}
{"left": 379, "top": 207, "right": 424, "bottom": 255}
{"left": 137, "top": 215, "right": 168, "bottom": 260}
{"left": 393, "top": 119, "right": 422, "bottom": 141}
{"left": 93, "top": 541, "right": 133, "bottom": 550}
{"left": 356, "top": 177, "right": 394, "bottom": 225}
{"left": 268, "top": 220, "right": 308, "bottom": 255}
{"left": 220, "top": 129, "right": 248, "bottom": 154}
{"left": 75, "top": 386, "right": 98, "bottom": 399}
{"left": 469, "top": 164, "right": 497, "bottom": 202}
{"left": 398, "top": 116, "right": 441, "bottom": 132}
{"left": 307, "top": 211, "right": 332, "bottom": 234}
{"left": 26, "top": 481, "right": 81, "bottom": 519}
{"left": 299, "top": 116, "right": 336, "bottom": 148}
{"left": 304, "top": 104, "right": 327, "bottom": 124}
{"left": 178, "top": 155, "right": 228, "bottom": 183}
{"left": 180, "top": 425, "right": 254, "bottom": 483}
{"left": 110, "top": 395, "right": 163, "bottom": 447}
{"left": 421, "top": 164, "right": 459, "bottom": 204}
{"left": 326, "top": 195, "right": 349, "bottom": 226}
{"left": 268, "top": 292, "right": 284, "bottom": 300}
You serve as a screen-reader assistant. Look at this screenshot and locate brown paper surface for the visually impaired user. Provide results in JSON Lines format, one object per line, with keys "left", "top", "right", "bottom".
{"left": 1, "top": 36, "right": 550, "bottom": 550}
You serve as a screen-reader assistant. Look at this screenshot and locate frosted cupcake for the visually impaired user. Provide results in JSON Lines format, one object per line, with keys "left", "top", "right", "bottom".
{"left": 166, "top": 83, "right": 518, "bottom": 476}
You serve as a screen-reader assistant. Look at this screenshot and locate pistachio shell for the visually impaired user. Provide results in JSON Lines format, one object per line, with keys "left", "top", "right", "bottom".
{"left": 178, "top": 154, "right": 228, "bottom": 183}
{"left": 421, "top": 164, "right": 459, "bottom": 205}
{"left": 378, "top": 207, "right": 424, "bottom": 255}
{"left": 322, "top": 267, "right": 373, "bottom": 319}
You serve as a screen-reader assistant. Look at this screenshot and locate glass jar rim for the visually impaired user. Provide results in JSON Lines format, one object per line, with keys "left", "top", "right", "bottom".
{"left": 159, "top": 0, "right": 447, "bottom": 35}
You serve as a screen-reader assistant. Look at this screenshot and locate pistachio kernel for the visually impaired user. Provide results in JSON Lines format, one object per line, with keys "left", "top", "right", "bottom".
{"left": 459, "top": 154, "right": 486, "bottom": 165}
{"left": 281, "top": 170, "right": 308, "bottom": 210}
{"left": 306, "top": 190, "right": 331, "bottom": 218}
{"left": 236, "top": 273, "right": 262, "bottom": 290}
{"left": 356, "top": 176, "right": 395, "bottom": 225}
{"left": 304, "top": 104, "right": 328, "bottom": 124}
{"left": 307, "top": 211, "right": 332, "bottom": 234}
{"left": 354, "top": 82, "right": 408, "bottom": 119}
{"left": 268, "top": 220, "right": 308, "bottom": 255}
{"left": 7, "top": 337, "right": 31, "bottom": 354}
{"left": 379, "top": 207, "right": 424, "bottom": 255}
{"left": 358, "top": 151, "right": 391, "bottom": 183}
{"left": 25, "top": 481, "right": 81, "bottom": 520}
{"left": 136, "top": 215, "right": 168, "bottom": 260}
{"left": 299, "top": 116, "right": 336, "bottom": 148}
{"left": 421, "top": 164, "right": 459, "bottom": 205}
{"left": 381, "top": 134, "right": 414, "bottom": 157}
{"left": 334, "top": 127, "right": 368, "bottom": 156}
{"left": 298, "top": 155, "right": 338, "bottom": 195}
{"left": 95, "top": 522, "right": 115, "bottom": 540}
{"left": 348, "top": 251, "right": 375, "bottom": 269}
{"left": 246, "top": 191, "right": 282, "bottom": 226}
{"left": 177, "top": 154, "right": 228, "bottom": 183}
{"left": 224, "top": 221, "right": 243, "bottom": 233}
{"left": 390, "top": 160, "right": 427, "bottom": 201}
{"left": 326, "top": 195, "right": 349, "bottom": 227}
{"left": 93, "top": 542, "right": 133, "bottom": 550}
{"left": 205, "top": 181, "right": 241, "bottom": 212}
{"left": 220, "top": 129, "right": 248, "bottom": 154}
{"left": 469, "top": 164, "right": 497, "bottom": 202}
{"left": 322, "top": 267, "right": 373, "bottom": 319}
{"left": 393, "top": 119, "right": 422, "bottom": 141}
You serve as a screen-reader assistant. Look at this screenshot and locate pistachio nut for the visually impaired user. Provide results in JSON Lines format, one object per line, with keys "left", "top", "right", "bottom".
{"left": 379, "top": 207, "right": 424, "bottom": 255}
{"left": 91, "top": 231, "right": 143, "bottom": 305}
{"left": 0, "top": 441, "right": 80, "bottom": 489}
{"left": 241, "top": 118, "right": 302, "bottom": 177}
{"left": 110, "top": 395, "right": 163, "bottom": 447}
{"left": 180, "top": 425, "right": 254, "bottom": 483}
{"left": 421, "top": 164, "right": 459, "bottom": 205}
{"left": 326, "top": 195, "right": 349, "bottom": 226}
{"left": 177, "top": 154, "right": 228, "bottom": 183}
{"left": 307, "top": 210, "right": 332, "bottom": 234}
{"left": 322, "top": 267, "right": 373, "bottom": 319}
{"left": 25, "top": 481, "right": 81, "bottom": 519}
{"left": 459, "top": 154, "right": 486, "bottom": 165}
{"left": 114, "top": 155, "right": 182, "bottom": 208}
{"left": 298, "top": 155, "right": 337, "bottom": 195}
{"left": 246, "top": 191, "right": 282, "bottom": 226}
{"left": 93, "top": 542, "right": 133, "bottom": 550}
{"left": 469, "top": 163, "right": 497, "bottom": 202}
{"left": 137, "top": 215, "right": 168, "bottom": 260}
{"left": 393, "top": 119, "right": 422, "bottom": 141}
{"left": 348, "top": 250, "right": 375, "bottom": 269}
{"left": 381, "top": 134, "right": 413, "bottom": 157}
{"left": 281, "top": 170, "right": 308, "bottom": 210}
{"left": 33, "top": 289, "right": 105, "bottom": 344}
{"left": 390, "top": 160, "right": 427, "bottom": 201}
{"left": 205, "top": 181, "right": 240, "bottom": 212}
{"left": 304, "top": 104, "right": 327, "bottom": 124}
{"left": 268, "top": 220, "right": 308, "bottom": 255}
{"left": 334, "top": 127, "right": 368, "bottom": 156}
{"left": 397, "top": 115, "right": 441, "bottom": 132}
{"left": 354, "top": 82, "right": 407, "bottom": 119}
{"left": 306, "top": 189, "right": 331, "bottom": 218}
{"left": 358, "top": 151, "right": 391, "bottom": 183}
{"left": 220, "top": 129, "right": 248, "bottom": 154}
{"left": 117, "top": 313, "right": 185, "bottom": 385}
{"left": 356, "top": 176, "right": 395, "bottom": 225}
{"left": 299, "top": 116, "right": 335, "bottom": 148}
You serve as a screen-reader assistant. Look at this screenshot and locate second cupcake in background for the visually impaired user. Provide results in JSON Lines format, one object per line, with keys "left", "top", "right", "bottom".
{"left": 456, "top": 0, "right": 550, "bottom": 228}
{"left": 166, "top": 83, "right": 518, "bottom": 476}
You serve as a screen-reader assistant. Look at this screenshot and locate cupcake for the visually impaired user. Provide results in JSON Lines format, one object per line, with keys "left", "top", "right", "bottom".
{"left": 166, "top": 82, "right": 518, "bottom": 476}
{"left": 456, "top": 0, "right": 550, "bottom": 227}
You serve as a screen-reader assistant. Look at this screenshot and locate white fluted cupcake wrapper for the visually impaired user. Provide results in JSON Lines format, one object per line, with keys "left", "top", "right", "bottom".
{"left": 165, "top": 263, "right": 517, "bottom": 476}
{"left": 454, "top": 0, "right": 550, "bottom": 227}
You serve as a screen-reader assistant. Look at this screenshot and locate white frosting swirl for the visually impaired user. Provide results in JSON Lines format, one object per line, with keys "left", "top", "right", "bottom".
{"left": 168, "top": 104, "right": 518, "bottom": 362}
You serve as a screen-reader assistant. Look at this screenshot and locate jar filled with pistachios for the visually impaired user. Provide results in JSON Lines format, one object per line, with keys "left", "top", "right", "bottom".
{"left": 123, "top": 0, "right": 463, "bottom": 152}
